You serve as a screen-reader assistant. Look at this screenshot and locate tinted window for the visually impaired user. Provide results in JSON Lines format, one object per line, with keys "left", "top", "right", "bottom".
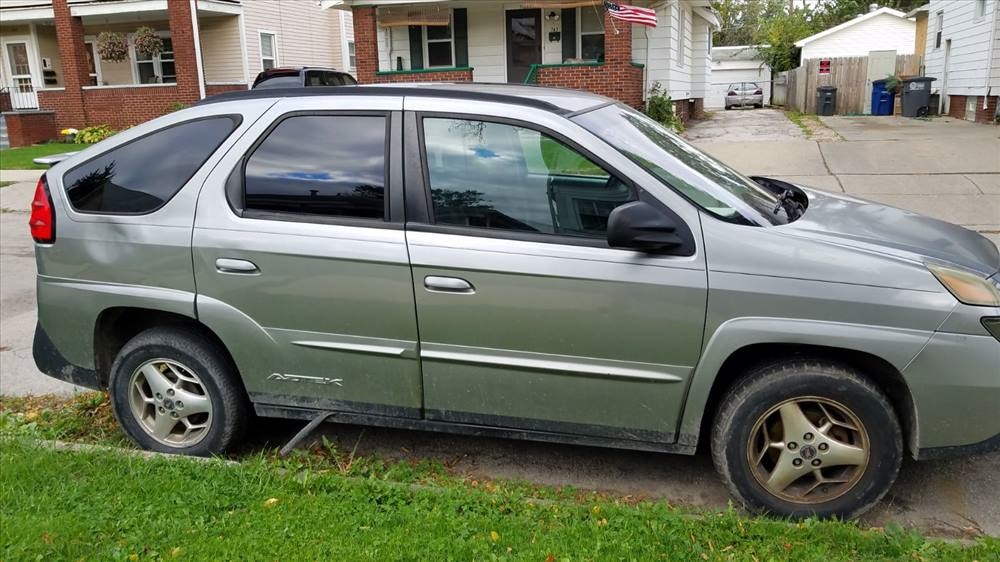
{"left": 255, "top": 74, "right": 300, "bottom": 89}
{"left": 244, "top": 115, "right": 386, "bottom": 219}
{"left": 64, "top": 117, "right": 238, "bottom": 214}
{"left": 423, "top": 118, "right": 634, "bottom": 238}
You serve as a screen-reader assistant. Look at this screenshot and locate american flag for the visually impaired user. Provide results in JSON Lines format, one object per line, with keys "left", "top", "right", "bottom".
{"left": 604, "top": 1, "right": 658, "bottom": 27}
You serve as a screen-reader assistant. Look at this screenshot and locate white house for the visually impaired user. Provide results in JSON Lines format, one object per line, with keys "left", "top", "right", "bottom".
{"left": 920, "top": 0, "right": 1000, "bottom": 122}
{"left": 794, "top": 7, "right": 916, "bottom": 60}
{"left": 708, "top": 45, "right": 770, "bottom": 108}
{"left": 334, "top": 0, "right": 720, "bottom": 120}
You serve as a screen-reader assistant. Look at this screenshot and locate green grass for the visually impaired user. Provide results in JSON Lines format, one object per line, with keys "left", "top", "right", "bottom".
{"left": 0, "top": 181, "right": 14, "bottom": 188}
{"left": 0, "top": 143, "right": 89, "bottom": 170}
{"left": 785, "top": 110, "right": 818, "bottom": 137}
{"left": 1, "top": 394, "right": 997, "bottom": 560}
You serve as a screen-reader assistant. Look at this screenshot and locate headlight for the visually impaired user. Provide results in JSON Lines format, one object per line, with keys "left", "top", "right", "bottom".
{"left": 927, "top": 264, "right": 1000, "bottom": 307}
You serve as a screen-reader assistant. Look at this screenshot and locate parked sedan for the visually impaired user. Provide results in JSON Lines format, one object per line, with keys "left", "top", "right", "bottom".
{"left": 30, "top": 84, "right": 1000, "bottom": 521}
{"left": 251, "top": 67, "right": 357, "bottom": 89}
{"left": 726, "top": 82, "right": 764, "bottom": 109}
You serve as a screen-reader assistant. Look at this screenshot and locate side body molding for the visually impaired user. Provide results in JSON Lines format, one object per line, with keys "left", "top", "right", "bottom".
{"left": 677, "top": 317, "right": 935, "bottom": 447}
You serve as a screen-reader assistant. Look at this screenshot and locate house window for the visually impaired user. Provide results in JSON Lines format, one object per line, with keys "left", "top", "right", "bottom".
{"left": 134, "top": 34, "right": 174, "bottom": 84}
{"left": 934, "top": 12, "right": 943, "bottom": 49}
{"left": 260, "top": 32, "right": 277, "bottom": 70}
{"left": 677, "top": 8, "right": 685, "bottom": 67}
{"left": 83, "top": 40, "right": 101, "bottom": 86}
{"left": 423, "top": 19, "right": 454, "bottom": 68}
{"left": 578, "top": 7, "right": 605, "bottom": 61}
{"left": 347, "top": 41, "right": 356, "bottom": 69}
{"left": 975, "top": 0, "right": 986, "bottom": 18}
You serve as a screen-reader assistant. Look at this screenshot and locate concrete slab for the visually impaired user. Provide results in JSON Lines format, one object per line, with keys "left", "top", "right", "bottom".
{"left": 966, "top": 174, "right": 1000, "bottom": 194}
{"left": 0, "top": 169, "right": 43, "bottom": 183}
{"left": 858, "top": 194, "right": 1000, "bottom": 229}
{"left": 694, "top": 140, "right": 827, "bottom": 176}
{"left": 0, "top": 181, "right": 36, "bottom": 212}
{"left": 776, "top": 175, "right": 843, "bottom": 192}
{"left": 820, "top": 115, "right": 1000, "bottom": 142}
{"left": 820, "top": 139, "right": 1000, "bottom": 175}
{"left": 685, "top": 108, "right": 805, "bottom": 142}
{"left": 837, "top": 174, "right": 981, "bottom": 195}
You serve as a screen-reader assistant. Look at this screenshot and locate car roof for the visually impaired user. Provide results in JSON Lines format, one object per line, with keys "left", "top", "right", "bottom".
{"left": 197, "top": 83, "right": 615, "bottom": 115}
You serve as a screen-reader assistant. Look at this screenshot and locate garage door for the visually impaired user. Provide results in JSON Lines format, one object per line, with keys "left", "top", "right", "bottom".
{"left": 708, "top": 67, "right": 771, "bottom": 108}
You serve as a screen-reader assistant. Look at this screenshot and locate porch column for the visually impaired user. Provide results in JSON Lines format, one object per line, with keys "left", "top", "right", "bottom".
{"left": 352, "top": 6, "right": 379, "bottom": 84}
{"left": 51, "top": 0, "right": 88, "bottom": 127}
{"left": 167, "top": 0, "right": 203, "bottom": 101}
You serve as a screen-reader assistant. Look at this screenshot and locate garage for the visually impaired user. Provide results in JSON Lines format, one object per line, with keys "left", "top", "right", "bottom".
{"left": 708, "top": 46, "right": 772, "bottom": 109}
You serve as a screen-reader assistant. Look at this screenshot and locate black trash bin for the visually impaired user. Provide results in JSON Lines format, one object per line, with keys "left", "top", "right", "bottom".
{"left": 901, "top": 76, "right": 937, "bottom": 117}
{"left": 816, "top": 86, "right": 837, "bottom": 116}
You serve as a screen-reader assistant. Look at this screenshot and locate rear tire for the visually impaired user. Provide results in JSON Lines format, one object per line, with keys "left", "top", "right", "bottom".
{"left": 108, "top": 326, "right": 249, "bottom": 456}
{"left": 711, "top": 360, "right": 902, "bottom": 519}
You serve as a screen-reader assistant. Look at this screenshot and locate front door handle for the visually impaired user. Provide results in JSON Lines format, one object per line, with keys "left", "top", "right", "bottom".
{"left": 424, "top": 276, "right": 475, "bottom": 294}
{"left": 216, "top": 258, "right": 260, "bottom": 275}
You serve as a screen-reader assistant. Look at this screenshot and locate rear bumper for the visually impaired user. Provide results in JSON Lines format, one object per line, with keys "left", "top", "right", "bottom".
{"left": 32, "top": 322, "right": 102, "bottom": 390}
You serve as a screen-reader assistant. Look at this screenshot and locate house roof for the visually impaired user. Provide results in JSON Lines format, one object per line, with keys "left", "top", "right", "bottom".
{"left": 794, "top": 7, "right": 910, "bottom": 48}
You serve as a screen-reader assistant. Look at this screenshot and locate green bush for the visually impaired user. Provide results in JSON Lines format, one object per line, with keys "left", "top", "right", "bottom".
{"left": 643, "top": 82, "right": 684, "bottom": 133}
{"left": 76, "top": 124, "right": 115, "bottom": 144}
{"left": 167, "top": 101, "right": 190, "bottom": 113}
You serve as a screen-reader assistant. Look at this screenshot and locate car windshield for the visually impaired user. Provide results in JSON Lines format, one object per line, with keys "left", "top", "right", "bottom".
{"left": 573, "top": 104, "right": 788, "bottom": 225}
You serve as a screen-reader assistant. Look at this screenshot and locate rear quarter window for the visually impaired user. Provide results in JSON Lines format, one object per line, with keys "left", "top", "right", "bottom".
{"left": 62, "top": 116, "right": 240, "bottom": 214}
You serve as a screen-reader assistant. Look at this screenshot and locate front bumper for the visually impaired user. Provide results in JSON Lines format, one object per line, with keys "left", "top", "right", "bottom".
{"left": 32, "top": 322, "right": 102, "bottom": 390}
{"left": 904, "top": 330, "right": 1000, "bottom": 458}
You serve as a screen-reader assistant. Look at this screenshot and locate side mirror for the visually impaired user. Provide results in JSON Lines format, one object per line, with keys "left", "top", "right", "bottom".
{"left": 607, "top": 201, "right": 684, "bottom": 252}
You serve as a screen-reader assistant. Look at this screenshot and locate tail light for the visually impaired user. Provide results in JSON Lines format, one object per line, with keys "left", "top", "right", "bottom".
{"left": 754, "top": 89, "right": 763, "bottom": 95}
{"left": 29, "top": 176, "right": 55, "bottom": 244}
{"left": 728, "top": 90, "right": 737, "bottom": 96}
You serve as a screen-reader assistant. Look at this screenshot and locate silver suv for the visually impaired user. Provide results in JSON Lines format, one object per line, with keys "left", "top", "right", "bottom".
{"left": 30, "top": 84, "right": 1000, "bottom": 519}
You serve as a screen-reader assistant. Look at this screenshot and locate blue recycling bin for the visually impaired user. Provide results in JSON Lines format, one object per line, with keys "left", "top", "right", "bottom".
{"left": 871, "top": 80, "right": 895, "bottom": 116}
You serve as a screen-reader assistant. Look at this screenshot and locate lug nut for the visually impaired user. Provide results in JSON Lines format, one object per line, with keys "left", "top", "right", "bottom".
{"left": 788, "top": 442, "right": 798, "bottom": 450}
{"left": 811, "top": 459, "right": 821, "bottom": 467}
{"left": 818, "top": 443, "right": 829, "bottom": 451}
{"left": 792, "top": 458, "right": 803, "bottom": 467}
{"left": 158, "top": 407, "right": 165, "bottom": 413}
{"left": 176, "top": 401, "right": 183, "bottom": 409}
{"left": 171, "top": 412, "right": 179, "bottom": 418}
{"left": 804, "top": 432, "right": 814, "bottom": 441}
{"left": 167, "top": 389, "right": 175, "bottom": 397}
{"left": 155, "top": 393, "right": 162, "bottom": 400}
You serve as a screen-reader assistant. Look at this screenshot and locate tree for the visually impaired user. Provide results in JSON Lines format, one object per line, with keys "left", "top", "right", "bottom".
{"left": 754, "top": 6, "right": 816, "bottom": 72}
{"left": 811, "top": 0, "right": 925, "bottom": 31}
{"left": 712, "top": 0, "right": 788, "bottom": 47}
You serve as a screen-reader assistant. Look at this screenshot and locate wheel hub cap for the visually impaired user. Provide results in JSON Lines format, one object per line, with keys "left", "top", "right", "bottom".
{"left": 747, "top": 396, "right": 870, "bottom": 504}
{"left": 128, "top": 359, "right": 213, "bottom": 447}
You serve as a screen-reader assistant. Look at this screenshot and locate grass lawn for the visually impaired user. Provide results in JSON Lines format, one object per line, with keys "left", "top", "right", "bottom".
{"left": 1, "top": 395, "right": 997, "bottom": 561}
{"left": 0, "top": 143, "right": 89, "bottom": 170}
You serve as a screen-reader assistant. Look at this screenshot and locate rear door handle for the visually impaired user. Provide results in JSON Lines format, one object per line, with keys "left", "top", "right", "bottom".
{"left": 424, "top": 276, "right": 475, "bottom": 294}
{"left": 216, "top": 258, "right": 260, "bottom": 275}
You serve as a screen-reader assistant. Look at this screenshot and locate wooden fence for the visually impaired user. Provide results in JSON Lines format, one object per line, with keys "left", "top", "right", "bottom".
{"left": 785, "top": 54, "right": 922, "bottom": 114}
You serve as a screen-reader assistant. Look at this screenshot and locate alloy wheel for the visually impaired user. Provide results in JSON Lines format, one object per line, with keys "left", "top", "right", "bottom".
{"left": 747, "top": 396, "right": 869, "bottom": 504}
{"left": 128, "top": 359, "right": 213, "bottom": 447}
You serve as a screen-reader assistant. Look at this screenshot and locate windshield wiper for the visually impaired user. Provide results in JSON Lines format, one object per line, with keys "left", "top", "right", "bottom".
{"left": 772, "top": 189, "right": 805, "bottom": 221}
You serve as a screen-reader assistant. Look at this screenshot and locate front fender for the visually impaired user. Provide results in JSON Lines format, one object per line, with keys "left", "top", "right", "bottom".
{"left": 677, "top": 317, "right": 934, "bottom": 446}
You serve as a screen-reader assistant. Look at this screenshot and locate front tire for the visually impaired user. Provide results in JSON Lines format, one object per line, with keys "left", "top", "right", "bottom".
{"left": 711, "top": 361, "right": 902, "bottom": 519}
{"left": 108, "top": 326, "right": 249, "bottom": 456}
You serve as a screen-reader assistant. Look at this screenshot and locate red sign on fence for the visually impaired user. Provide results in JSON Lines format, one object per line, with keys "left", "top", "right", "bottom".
{"left": 818, "top": 59, "right": 831, "bottom": 75}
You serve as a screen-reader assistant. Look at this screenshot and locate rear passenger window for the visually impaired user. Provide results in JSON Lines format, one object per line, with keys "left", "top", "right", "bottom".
{"left": 63, "top": 116, "right": 239, "bottom": 214}
{"left": 243, "top": 115, "right": 386, "bottom": 220}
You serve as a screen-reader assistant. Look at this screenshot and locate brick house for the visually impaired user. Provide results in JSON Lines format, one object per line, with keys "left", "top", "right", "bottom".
{"left": 0, "top": 0, "right": 356, "bottom": 147}
{"left": 915, "top": 0, "right": 999, "bottom": 124}
{"left": 334, "top": 0, "right": 719, "bottom": 119}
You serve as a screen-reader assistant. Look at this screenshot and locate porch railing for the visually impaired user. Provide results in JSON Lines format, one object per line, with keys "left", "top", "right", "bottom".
{"left": 0, "top": 85, "right": 39, "bottom": 110}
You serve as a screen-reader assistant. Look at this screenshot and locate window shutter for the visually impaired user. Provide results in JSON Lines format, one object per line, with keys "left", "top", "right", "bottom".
{"left": 408, "top": 26, "right": 424, "bottom": 69}
{"left": 561, "top": 8, "right": 577, "bottom": 62}
{"left": 454, "top": 8, "right": 469, "bottom": 68}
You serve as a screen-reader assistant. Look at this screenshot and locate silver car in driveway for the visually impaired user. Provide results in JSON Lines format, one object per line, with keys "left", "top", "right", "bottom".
{"left": 726, "top": 82, "right": 764, "bottom": 109}
{"left": 30, "top": 84, "right": 1000, "bottom": 520}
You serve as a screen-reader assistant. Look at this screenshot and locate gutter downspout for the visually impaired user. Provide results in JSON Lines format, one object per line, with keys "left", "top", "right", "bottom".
{"left": 983, "top": 1, "right": 998, "bottom": 110}
{"left": 190, "top": 0, "right": 206, "bottom": 99}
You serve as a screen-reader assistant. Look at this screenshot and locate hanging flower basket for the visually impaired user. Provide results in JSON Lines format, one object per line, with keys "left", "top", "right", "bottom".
{"left": 133, "top": 26, "right": 163, "bottom": 58}
{"left": 96, "top": 32, "right": 129, "bottom": 62}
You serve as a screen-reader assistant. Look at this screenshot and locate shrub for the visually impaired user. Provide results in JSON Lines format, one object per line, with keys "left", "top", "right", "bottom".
{"left": 166, "top": 101, "right": 190, "bottom": 113}
{"left": 95, "top": 32, "right": 128, "bottom": 62}
{"left": 77, "top": 125, "right": 115, "bottom": 144}
{"left": 643, "top": 82, "right": 684, "bottom": 133}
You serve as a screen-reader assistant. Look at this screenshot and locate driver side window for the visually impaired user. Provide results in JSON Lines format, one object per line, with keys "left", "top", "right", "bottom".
{"left": 422, "top": 117, "right": 635, "bottom": 238}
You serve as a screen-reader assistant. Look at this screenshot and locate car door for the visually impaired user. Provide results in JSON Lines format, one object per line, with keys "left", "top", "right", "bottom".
{"left": 403, "top": 101, "right": 708, "bottom": 445}
{"left": 192, "top": 96, "right": 423, "bottom": 418}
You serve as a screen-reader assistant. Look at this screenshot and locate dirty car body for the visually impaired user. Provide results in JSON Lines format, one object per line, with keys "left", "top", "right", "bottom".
{"left": 31, "top": 84, "right": 1000, "bottom": 519}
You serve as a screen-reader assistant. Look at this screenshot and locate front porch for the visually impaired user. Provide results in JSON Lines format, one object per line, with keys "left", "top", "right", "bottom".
{"left": 1, "top": 0, "right": 247, "bottom": 143}
{"left": 343, "top": 0, "right": 716, "bottom": 111}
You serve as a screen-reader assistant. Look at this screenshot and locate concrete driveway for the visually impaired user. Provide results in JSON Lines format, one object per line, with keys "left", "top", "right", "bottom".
{"left": 2, "top": 116, "right": 999, "bottom": 538}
